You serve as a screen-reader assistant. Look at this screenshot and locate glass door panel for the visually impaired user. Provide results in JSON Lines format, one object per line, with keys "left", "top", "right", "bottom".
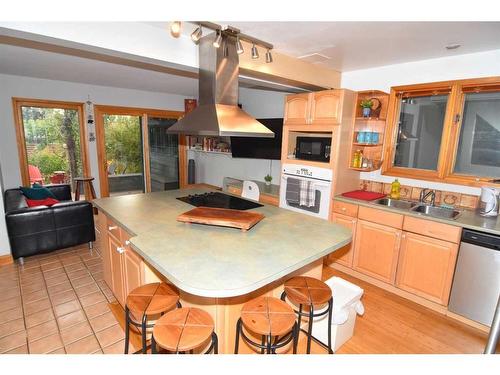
{"left": 103, "top": 115, "right": 145, "bottom": 196}
{"left": 20, "top": 106, "right": 84, "bottom": 192}
{"left": 147, "top": 117, "right": 179, "bottom": 191}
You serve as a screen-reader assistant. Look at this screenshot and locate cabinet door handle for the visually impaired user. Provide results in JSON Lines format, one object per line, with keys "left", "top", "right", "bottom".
{"left": 352, "top": 220, "right": 356, "bottom": 224}
{"left": 117, "top": 246, "right": 125, "bottom": 254}
{"left": 125, "top": 240, "right": 130, "bottom": 246}
{"left": 341, "top": 207, "right": 347, "bottom": 211}
{"left": 108, "top": 226, "right": 118, "bottom": 231}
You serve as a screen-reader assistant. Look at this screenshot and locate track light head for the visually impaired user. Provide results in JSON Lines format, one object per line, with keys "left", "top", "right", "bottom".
{"left": 251, "top": 44, "right": 259, "bottom": 59}
{"left": 236, "top": 36, "right": 244, "bottom": 55}
{"left": 170, "top": 21, "right": 182, "bottom": 38}
{"left": 213, "top": 30, "right": 223, "bottom": 48}
{"left": 191, "top": 26, "right": 202, "bottom": 43}
{"left": 265, "top": 49, "right": 273, "bottom": 63}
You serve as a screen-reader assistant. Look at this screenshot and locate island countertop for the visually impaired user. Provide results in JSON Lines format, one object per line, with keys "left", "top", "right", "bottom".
{"left": 93, "top": 187, "right": 351, "bottom": 298}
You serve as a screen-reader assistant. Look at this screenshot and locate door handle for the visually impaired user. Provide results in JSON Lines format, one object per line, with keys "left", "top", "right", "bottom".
{"left": 125, "top": 240, "right": 130, "bottom": 246}
{"left": 108, "top": 226, "right": 118, "bottom": 231}
{"left": 117, "top": 246, "right": 125, "bottom": 254}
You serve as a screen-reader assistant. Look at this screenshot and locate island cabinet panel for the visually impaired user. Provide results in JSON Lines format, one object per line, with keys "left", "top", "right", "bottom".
{"left": 353, "top": 219, "right": 401, "bottom": 284}
{"left": 310, "top": 90, "right": 341, "bottom": 125}
{"left": 96, "top": 212, "right": 112, "bottom": 290}
{"left": 109, "top": 234, "right": 126, "bottom": 306}
{"left": 396, "top": 232, "right": 459, "bottom": 305}
{"left": 122, "top": 234, "right": 145, "bottom": 298}
{"left": 284, "top": 93, "right": 311, "bottom": 125}
{"left": 328, "top": 213, "right": 356, "bottom": 267}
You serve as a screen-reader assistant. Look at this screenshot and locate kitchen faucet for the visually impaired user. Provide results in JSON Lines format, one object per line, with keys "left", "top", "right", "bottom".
{"left": 419, "top": 188, "right": 436, "bottom": 206}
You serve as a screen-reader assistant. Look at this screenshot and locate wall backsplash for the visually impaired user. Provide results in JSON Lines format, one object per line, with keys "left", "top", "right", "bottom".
{"left": 359, "top": 179, "right": 479, "bottom": 209}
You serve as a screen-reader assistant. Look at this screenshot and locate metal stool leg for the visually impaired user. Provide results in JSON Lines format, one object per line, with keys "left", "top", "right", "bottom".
{"left": 292, "top": 322, "right": 298, "bottom": 354}
{"left": 261, "top": 336, "right": 266, "bottom": 354}
{"left": 124, "top": 306, "right": 130, "bottom": 354}
{"left": 141, "top": 314, "right": 147, "bottom": 354}
{"left": 234, "top": 318, "right": 242, "bottom": 354}
{"left": 212, "top": 331, "right": 218, "bottom": 354}
{"left": 151, "top": 335, "right": 157, "bottom": 354}
{"left": 266, "top": 334, "right": 272, "bottom": 354}
{"left": 306, "top": 305, "right": 314, "bottom": 354}
{"left": 327, "top": 298, "right": 333, "bottom": 354}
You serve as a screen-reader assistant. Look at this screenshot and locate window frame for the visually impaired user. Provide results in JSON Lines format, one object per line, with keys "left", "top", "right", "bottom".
{"left": 382, "top": 76, "right": 500, "bottom": 188}
{"left": 12, "top": 97, "right": 91, "bottom": 193}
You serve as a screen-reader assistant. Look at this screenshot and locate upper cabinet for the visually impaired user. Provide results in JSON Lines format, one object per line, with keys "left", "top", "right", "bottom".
{"left": 382, "top": 76, "right": 500, "bottom": 187}
{"left": 284, "top": 90, "right": 341, "bottom": 125}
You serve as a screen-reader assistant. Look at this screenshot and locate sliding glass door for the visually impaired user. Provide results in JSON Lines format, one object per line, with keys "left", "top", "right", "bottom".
{"left": 13, "top": 99, "right": 89, "bottom": 195}
{"left": 95, "top": 106, "right": 183, "bottom": 197}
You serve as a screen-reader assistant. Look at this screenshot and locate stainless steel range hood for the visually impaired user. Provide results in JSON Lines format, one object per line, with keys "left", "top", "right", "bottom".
{"left": 167, "top": 33, "right": 274, "bottom": 138}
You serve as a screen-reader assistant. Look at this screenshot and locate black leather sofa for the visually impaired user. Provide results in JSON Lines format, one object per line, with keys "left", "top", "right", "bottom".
{"left": 4, "top": 184, "right": 96, "bottom": 260}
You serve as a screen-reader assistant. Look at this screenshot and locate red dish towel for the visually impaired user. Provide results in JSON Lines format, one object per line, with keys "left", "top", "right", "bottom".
{"left": 342, "top": 190, "right": 387, "bottom": 201}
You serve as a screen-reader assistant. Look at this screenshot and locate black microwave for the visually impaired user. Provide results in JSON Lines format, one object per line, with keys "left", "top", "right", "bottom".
{"left": 295, "top": 136, "right": 331, "bottom": 162}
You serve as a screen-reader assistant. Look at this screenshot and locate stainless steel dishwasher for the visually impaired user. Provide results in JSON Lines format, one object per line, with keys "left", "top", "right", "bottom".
{"left": 448, "top": 228, "right": 500, "bottom": 326}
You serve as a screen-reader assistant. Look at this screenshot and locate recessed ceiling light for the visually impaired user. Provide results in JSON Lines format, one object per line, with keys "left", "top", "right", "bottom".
{"left": 445, "top": 44, "right": 461, "bottom": 50}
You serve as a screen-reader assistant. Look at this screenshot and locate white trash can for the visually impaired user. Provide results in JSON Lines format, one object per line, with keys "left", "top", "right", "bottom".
{"left": 311, "top": 276, "right": 364, "bottom": 352}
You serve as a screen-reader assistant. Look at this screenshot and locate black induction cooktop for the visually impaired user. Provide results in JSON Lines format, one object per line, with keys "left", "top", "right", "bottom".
{"left": 176, "top": 192, "right": 263, "bottom": 210}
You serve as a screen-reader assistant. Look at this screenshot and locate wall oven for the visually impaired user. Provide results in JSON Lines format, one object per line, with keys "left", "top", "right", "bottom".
{"left": 279, "top": 164, "right": 333, "bottom": 220}
{"left": 295, "top": 136, "right": 331, "bottom": 162}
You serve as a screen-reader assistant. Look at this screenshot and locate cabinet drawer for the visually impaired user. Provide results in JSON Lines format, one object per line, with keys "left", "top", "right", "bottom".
{"left": 403, "top": 216, "right": 461, "bottom": 243}
{"left": 332, "top": 201, "right": 359, "bottom": 217}
{"left": 358, "top": 206, "right": 403, "bottom": 229}
{"left": 107, "top": 217, "right": 121, "bottom": 242}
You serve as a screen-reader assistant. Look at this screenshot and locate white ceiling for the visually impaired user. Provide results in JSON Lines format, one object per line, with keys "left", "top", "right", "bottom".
{"left": 0, "top": 44, "right": 198, "bottom": 96}
{"left": 224, "top": 22, "right": 500, "bottom": 72}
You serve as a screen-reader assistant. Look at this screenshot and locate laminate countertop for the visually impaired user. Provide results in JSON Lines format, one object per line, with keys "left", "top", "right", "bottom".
{"left": 334, "top": 195, "right": 500, "bottom": 236}
{"left": 93, "top": 187, "right": 351, "bottom": 298}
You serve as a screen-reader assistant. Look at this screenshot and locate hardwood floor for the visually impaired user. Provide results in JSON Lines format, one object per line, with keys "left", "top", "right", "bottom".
{"left": 322, "top": 266, "right": 492, "bottom": 354}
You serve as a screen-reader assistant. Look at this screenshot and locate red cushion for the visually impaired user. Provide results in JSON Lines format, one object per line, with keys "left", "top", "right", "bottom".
{"left": 26, "top": 198, "right": 60, "bottom": 207}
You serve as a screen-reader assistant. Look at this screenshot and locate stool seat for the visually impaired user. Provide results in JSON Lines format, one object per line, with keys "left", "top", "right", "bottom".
{"left": 241, "top": 296, "right": 296, "bottom": 337}
{"left": 126, "top": 282, "right": 179, "bottom": 321}
{"left": 284, "top": 276, "right": 332, "bottom": 306}
{"left": 153, "top": 307, "right": 214, "bottom": 352}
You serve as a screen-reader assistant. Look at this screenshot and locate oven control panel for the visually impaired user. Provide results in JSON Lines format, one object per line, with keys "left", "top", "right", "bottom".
{"left": 282, "top": 163, "right": 333, "bottom": 181}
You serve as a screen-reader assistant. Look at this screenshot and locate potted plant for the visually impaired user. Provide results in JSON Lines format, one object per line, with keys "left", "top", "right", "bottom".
{"left": 264, "top": 174, "right": 273, "bottom": 186}
{"left": 360, "top": 99, "right": 373, "bottom": 118}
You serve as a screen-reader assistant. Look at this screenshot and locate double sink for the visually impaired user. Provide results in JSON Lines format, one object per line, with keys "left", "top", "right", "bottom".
{"left": 373, "top": 198, "right": 461, "bottom": 220}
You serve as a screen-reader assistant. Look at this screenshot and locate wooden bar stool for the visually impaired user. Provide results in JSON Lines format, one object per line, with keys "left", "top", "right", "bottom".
{"left": 281, "top": 276, "right": 333, "bottom": 354}
{"left": 124, "top": 282, "right": 181, "bottom": 354}
{"left": 234, "top": 296, "right": 298, "bottom": 354}
{"left": 151, "top": 307, "right": 218, "bottom": 354}
{"left": 73, "top": 177, "right": 97, "bottom": 201}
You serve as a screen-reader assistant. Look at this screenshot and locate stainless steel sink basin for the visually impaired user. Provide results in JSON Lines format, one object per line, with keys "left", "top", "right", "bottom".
{"left": 410, "top": 204, "right": 461, "bottom": 220}
{"left": 373, "top": 198, "right": 418, "bottom": 210}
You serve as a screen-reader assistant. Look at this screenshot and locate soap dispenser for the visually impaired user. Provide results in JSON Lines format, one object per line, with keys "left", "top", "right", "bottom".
{"left": 390, "top": 179, "right": 401, "bottom": 199}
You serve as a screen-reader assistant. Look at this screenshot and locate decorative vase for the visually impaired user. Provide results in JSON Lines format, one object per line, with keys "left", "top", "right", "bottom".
{"left": 362, "top": 107, "right": 371, "bottom": 118}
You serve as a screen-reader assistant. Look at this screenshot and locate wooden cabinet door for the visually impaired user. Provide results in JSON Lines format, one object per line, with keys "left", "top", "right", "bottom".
{"left": 328, "top": 213, "right": 356, "bottom": 267}
{"left": 123, "top": 244, "right": 144, "bottom": 298}
{"left": 284, "top": 93, "right": 311, "bottom": 125}
{"left": 396, "top": 232, "right": 458, "bottom": 305}
{"left": 108, "top": 235, "right": 125, "bottom": 307}
{"left": 310, "top": 90, "right": 341, "bottom": 125}
{"left": 353, "top": 219, "right": 401, "bottom": 284}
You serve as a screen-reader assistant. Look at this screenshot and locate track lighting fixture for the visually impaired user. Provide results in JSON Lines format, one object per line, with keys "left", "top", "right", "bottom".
{"left": 190, "top": 26, "right": 202, "bottom": 42}
{"left": 170, "top": 21, "right": 182, "bottom": 38}
{"left": 251, "top": 43, "right": 259, "bottom": 59}
{"left": 265, "top": 49, "right": 273, "bottom": 63}
{"left": 236, "top": 36, "right": 244, "bottom": 55}
{"left": 213, "top": 30, "right": 223, "bottom": 48}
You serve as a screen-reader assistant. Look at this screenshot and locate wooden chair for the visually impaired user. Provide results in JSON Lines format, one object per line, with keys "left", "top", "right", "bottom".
{"left": 124, "top": 282, "right": 181, "bottom": 354}
{"left": 151, "top": 307, "right": 218, "bottom": 354}
{"left": 28, "top": 164, "right": 44, "bottom": 185}
{"left": 234, "top": 296, "right": 298, "bottom": 354}
{"left": 281, "top": 276, "right": 333, "bottom": 354}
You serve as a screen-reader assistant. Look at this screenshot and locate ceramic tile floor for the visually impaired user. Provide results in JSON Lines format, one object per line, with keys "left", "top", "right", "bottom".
{"left": 0, "top": 244, "right": 132, "bottom": 354}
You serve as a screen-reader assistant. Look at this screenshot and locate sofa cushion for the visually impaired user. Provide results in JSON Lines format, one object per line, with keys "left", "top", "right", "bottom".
{"left": 26, "top": 197, "right": 60, "bottom": 208}
{"left": 20, "top": 185, "right": 57, "bottom": 200}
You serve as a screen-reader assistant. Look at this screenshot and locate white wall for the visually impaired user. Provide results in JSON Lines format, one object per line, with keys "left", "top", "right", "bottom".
{"left": 186, "top": 87, "right": 288, "bottom": 187}
{"left": 341, "top": 48, "right": 500, "bottom": 196}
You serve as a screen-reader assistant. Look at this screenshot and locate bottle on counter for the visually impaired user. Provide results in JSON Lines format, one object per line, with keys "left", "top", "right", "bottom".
{"left": 390, "top": 178, "right": 401, "bottom": 199}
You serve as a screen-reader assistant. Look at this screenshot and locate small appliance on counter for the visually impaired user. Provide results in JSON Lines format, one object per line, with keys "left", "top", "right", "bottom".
{"left": 295, "top": 136, "right": 331, "bottom": 162}
{"left": 479, "top": 186, "right": 500, "bottom": 217}
{"left": 177, "top": 192, "right": 263, "bottom": 210}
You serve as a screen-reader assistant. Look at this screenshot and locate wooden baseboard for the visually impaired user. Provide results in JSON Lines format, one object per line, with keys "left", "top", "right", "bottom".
{"left": 0, "top": 254, "right": 14, "bottom": 266}
{"left": 327, "top": 263, "right": 489, "bottom": 333}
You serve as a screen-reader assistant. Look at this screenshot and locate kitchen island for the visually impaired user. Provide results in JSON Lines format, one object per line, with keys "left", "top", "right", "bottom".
{"left": 93, "top": 187, "right": 351, "bottom": 353}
